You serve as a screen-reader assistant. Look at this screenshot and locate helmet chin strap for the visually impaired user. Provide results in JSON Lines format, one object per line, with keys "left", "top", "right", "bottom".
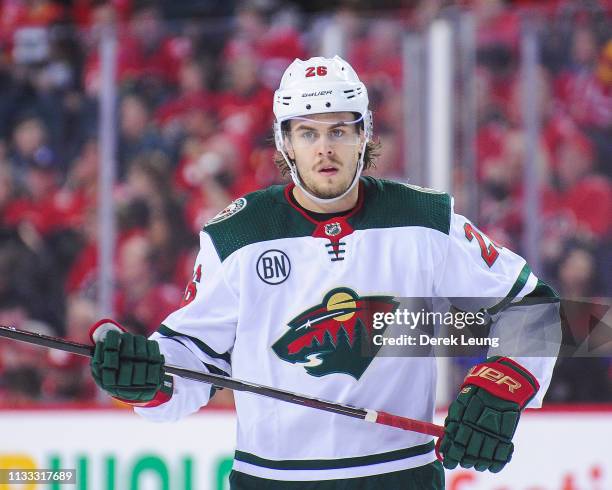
{"left": 281, "top": 139, "right": 368, "bottom": 206}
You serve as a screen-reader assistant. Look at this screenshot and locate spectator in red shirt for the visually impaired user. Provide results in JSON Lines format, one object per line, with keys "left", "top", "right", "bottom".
{"left": 223, "top": 2, "right": 306, "bottom": 90}
{"left": 0, "top": 0, "right": 64, "bottom": 49}
{"left": 472, "top": 0, "right": 521, "bottom": 51}
{"left": 216, "top": 54, "right": 273, "bottom": 141}
{"left": 0, "top": 292, "right": 54, "bottom": 405}
{"left": 42, "top": 295, "right": 98, "bottom": 402}
{"left": 155, "top": 58, "right": 217, "bottom": 160}
{"left": 550, "top": 131, "right": 612, "bottom": 239}
{"left": 114, "top": 232, "right": 182, "bottom": 335}
{"left": 71, "top": 0, "right": 132, "bottom": 29}
{"left": 556, "top": 39, "right": 612, "bottom": 129}
{"left": 3, "top": 141, "right": 67, "bottom": 237}
{"left": 84, "top": 1, "right": 191, "bottom": 99}
{"left": 348, "top": 19, "right": 402, "bottom": 90}
{"left": 178, "top": 133, "right": 247, "bottom": 232}
{"left": 556, "top": 38, "right": 612, "bottom": 171}
{"left": 64, "top": 205, "right": 98, "bottom": 296}
{"left": 121, "top": 2, "right": 191, "bottom": 86}
{"left": 59, "top": 138, "right": 99, "bottom": 223}
{"left": 540, "top": 129, "right": 611, "bottom": 275}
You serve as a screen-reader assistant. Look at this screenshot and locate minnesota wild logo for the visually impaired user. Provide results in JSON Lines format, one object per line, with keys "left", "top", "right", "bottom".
{"left": 272, "top": 288, "right": 399, "bottom": 380}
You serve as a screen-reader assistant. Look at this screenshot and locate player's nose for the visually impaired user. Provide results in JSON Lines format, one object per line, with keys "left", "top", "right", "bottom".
{"left": 315, "top": 135, "right": 335, "bottom": 156}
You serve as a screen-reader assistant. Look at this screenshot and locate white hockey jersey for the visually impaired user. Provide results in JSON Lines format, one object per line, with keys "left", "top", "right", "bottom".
{"left": 135, "top": 177, "right": 559, "bottom": 481}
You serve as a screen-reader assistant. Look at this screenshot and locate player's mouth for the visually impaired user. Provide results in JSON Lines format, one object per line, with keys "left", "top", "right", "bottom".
{"left": 318, "top": 166, "right": 339, "bottom": 176}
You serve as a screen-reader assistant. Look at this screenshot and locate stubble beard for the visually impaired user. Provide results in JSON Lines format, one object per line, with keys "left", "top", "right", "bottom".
{"left": 303, "top": 179, "right": 346, "bottom": 199}
{"left": 298, "top": 162, "right": 359, "bottom": 200}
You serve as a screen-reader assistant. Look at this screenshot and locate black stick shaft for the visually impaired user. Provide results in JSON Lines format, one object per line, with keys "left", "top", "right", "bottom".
{"left": 0, "top": 325, "right": 93, "bottom": 356}
{"left": 0, "top": 325, "right": 367, "bottom": 420}
{"left": 0, "top": 325, "right": 445, "bottom": 438}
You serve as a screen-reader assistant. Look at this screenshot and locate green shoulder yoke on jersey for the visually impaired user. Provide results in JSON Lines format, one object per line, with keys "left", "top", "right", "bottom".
{"left": 356, "top": 177, "right": 451, "bottom": 235}
{"left": 204, "top": 178, "right": 451, "bottom": 262}
{"left": 204, "top": 185, "right": 314, "bottom": 262}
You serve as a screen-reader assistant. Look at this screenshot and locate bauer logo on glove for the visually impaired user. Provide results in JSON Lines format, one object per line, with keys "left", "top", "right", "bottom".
{"left": 439, "top": 356, "right": 539, "bottom": 473}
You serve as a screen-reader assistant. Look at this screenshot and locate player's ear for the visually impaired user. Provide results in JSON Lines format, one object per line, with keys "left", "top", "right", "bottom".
{"left": 356, "top": 129, "right": 366, "bottom": 155}
{"left": 359, "top": 130, "right": 366, "bottom": 147}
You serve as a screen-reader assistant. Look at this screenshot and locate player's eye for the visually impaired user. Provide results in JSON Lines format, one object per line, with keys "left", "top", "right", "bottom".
{"left": 330, "top": 128, "right": 345, "bottom": 138}
{"left": 300, "top": 131, "right": 317, "bottom": 142}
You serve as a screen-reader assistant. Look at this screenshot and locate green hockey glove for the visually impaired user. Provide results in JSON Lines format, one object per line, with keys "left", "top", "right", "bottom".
{"left": 90, "top": 320, "right": 173, "bottom": 406}
{"left": 439, "top": 356, "right": 539, "bottom": 473}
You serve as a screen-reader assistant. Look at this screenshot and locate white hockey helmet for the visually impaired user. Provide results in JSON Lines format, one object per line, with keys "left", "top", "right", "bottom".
{"left": 273, "top": 55, "right": 373, "bottom": 204}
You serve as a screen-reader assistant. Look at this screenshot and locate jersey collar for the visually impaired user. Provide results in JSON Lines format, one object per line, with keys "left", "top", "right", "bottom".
{"left": 283, "top": 180, "right": 365, "bottom": 225}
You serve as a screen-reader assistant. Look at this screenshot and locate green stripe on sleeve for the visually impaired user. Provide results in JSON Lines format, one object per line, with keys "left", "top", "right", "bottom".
{"left": 487, "top": 263, "right": 532, "bottom": 315}
{"left": 506, "top": 279, "right": 560, "bottom": 308}
{"left": 165, "top": 336, "right": 230, "bottom": 378}
{"left": 157, "top": 324, "right": 231, "bottom": 364}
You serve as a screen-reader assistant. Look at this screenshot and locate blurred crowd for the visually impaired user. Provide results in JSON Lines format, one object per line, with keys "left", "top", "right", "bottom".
{"left": 0, "top": 0, "right": 609, "bottom": 407}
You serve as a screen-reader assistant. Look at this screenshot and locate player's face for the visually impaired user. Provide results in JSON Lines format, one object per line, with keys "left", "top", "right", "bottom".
{"left": 285, "top": 112, "right": 364, "bottom": 200}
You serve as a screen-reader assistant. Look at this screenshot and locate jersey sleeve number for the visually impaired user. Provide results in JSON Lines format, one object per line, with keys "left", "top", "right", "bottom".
{"left": 180, "top": 264, "right": 202, "bottom": 307}
{"left": 463, "top": 223, "right": 500, "bottom": 267}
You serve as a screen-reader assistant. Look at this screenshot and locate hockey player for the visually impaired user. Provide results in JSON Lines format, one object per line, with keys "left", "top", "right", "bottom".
{"left": 90, "top": 56, "right": 560, "bottom": 488}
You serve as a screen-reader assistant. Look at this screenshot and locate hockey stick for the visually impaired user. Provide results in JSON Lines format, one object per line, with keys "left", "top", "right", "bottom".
{"left": 0, "top": 324, "right": 445, "bottom": 438}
